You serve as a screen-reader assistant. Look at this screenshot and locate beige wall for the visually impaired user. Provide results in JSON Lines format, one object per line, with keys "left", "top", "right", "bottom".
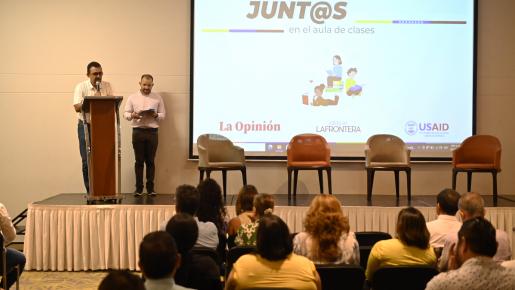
{"left": 0, "top": 0, "right": 514, "bottom": 214}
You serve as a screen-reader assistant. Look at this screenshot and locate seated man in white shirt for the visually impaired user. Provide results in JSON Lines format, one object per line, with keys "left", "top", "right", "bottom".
{"left": 426, "top": 188, "right": 462, "bottom": 248}
{"left": 438, "top": 192, "right": 511, "bottom": 271}
{"left": 426, "top": 217, "right": 515, "bottom": 290}
{"left": 161, "top": 185, "right": 219, "bottom": 249}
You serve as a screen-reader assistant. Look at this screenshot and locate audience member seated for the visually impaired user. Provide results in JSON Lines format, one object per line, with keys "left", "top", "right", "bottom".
{"left": 365, "top": 207, "right": 436, "bottom": 281}
{"left": 162, "top": 184, "right": 218, "bottom": 249}
{"left": 225, "top": 214, "right": 322, "bottom": 290}
{"left": 197, "top": 179, "right": 228, "bottom": 257}
{"left": 426, "top": 217, "right": 515, "bottom": 290}
{"left": 227, "top": 185, "right": 259, "bottom": 248}
{"left": 0, "top": 203, "right": 26, "bottom": 290}
{"left": 166, "top": 213, "right": 221, "bottom": 290}
{"left": 438, "top": 192, "right": 511, "bottom": 271}
{"left": 426, "top": 188, "right": 462, "bottom": 248}
{"left": 139, "top": 231, "right": 193, "bottom": 290}
{"left": 234, "top": 193, "right": 275, "bottom": 247}
{"left": 98, "top": 270, "right": 145, "bottom": 290}
{"left": 293, "top": 194, "right": 360, "bottom": 264}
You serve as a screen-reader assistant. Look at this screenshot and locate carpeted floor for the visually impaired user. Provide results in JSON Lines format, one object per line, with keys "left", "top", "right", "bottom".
{"left": 18, "top": 271, "right": 114, "bottom": 289}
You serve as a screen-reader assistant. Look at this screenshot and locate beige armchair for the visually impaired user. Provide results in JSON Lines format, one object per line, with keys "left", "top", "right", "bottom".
{"left": 365, "top": 134, "right": 411, "bottom": 202}
{"left": 197, "top": 134, "right": 247, "bottom": 199}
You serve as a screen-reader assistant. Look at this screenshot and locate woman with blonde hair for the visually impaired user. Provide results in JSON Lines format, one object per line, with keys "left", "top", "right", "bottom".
{"left": 293, "top": 194, "right": 359, "bottom": 264}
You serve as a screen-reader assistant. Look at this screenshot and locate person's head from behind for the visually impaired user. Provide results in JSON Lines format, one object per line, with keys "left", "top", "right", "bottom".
{"left": 455, "top": 217, "right": 497, "bottom": 267}
{"left": 197, "top": 178, "right": 226, "bottom": 230}
{"left": 458, "top": 192, "right": 485, "bottom": 221}
{"left": 139, "top": 231, "right": 179, "bottom": 280}
{"left": 87, "top": 61, "right": 103, "bottom": 84}
{"left": 257, "top": 214, "right": 292, "bottom": 261}
{"left": 139, "top": 74, "right": 154, "bottom": 95}
{"left": 254, "top": 193, "right": 275, "bottom": 218}
{"left": 98, "top": 270, "right": 145, "bottom": 290}
{"left": 396, "top": 207, "right": 430, "bottom": 249}
{"left": 436, "top": 188, "right": 460, "bottom": 216}
{"left": 333, "top": 55, "right": 342, "bottom": 65}
{"left": 165, "top": 213, "right": 199, "bottom": 255}
{"left": 314, "top": 84, "right": 325, "bottom": 97}
{"left": 175, "top": 184, "right": 200, "bottom": 216}
{"left": 304, "top": 194, "right": 349, "bottom": 262}
{"left": 347, "top": 67, "right": 357, "bottom": 78}
{"left": 236, "top": 184, "right": 259, "bottom": 214}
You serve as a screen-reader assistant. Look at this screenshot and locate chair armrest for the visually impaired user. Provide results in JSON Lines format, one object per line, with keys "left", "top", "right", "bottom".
{"left": 233, "top": 146, "right": 246, "bottom": 163}
{"left": 494, "top": 149, "right": 502, "bottom": 170}
{"left": 452, "top": 147, "right": 462, "bottom": 167}
{"left": 198, "top": 145, "right": 209, "bottom": 167}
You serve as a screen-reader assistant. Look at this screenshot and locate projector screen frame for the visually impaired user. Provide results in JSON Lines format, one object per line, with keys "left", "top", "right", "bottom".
{"left": 188, "top": 0, "right": 478, "bottom": 162}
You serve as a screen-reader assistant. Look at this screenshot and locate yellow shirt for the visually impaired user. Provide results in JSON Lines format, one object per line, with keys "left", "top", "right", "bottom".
{"left": 233, "top": 253, "right": 318, "bottom": 290}
{"left": 365, "top": 238, "right": 436, "bottom": 280}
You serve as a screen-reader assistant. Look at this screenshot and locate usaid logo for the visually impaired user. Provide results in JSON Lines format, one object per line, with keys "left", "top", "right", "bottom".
{"left": 405, "top": 121, "right": 418, "bottom": 136}
{"left": 405, "top": 121, "right": 450, "bottom": 136}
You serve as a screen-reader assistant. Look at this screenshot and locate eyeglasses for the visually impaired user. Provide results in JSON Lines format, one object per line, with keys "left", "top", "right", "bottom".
{"left": 91, "top": 72, "right": 103, "bottom": 76}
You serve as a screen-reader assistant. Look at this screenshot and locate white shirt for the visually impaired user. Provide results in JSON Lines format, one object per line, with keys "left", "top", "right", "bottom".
{"left": 159, "top": 216, "right": 219, "bottom": 250}
{"left": 124, "top": 91, "right": 166, "bottom": 128}
{"left": 73, "top": 79, "right": 113, "bottom": 120}
{"left": 0, "top": 203, "right": 16, "bottom": 244}
{"left": 426, "top": 214, "right": 462, "bottom": 248}
{"left": 194, "top": 217, "right": 219, "bottom": 249}
{"left": 438, "top": 228, "right": 512, "bottom": 271}
{"left": 426, "top": 256, "right": 515, "bottom": 290}
{"left": 144, "top": 277, "right": 194, "bottom": 290}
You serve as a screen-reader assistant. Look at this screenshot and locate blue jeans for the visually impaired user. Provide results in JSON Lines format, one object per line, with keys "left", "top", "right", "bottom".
{"left": 0, "top": 248, "right": 25, "bottom": 289}
{"left": 78, "top": 120, "right": 89, "bottom": 193}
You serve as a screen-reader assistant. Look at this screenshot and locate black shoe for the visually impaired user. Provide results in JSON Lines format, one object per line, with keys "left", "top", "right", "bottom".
{"left": 134, "top": 190, "right": 143, "bottom": 197}
{"left": 147, "top": 191, "right": 157, "bottom": 197}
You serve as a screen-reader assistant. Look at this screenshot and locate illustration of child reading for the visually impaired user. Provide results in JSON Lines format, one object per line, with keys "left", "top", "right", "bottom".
{"left": 312, "top": 84, "right": 339, "bottom": 106}
{"left": 326, "top": 55, "right": 343, "bottom": 88}
{"left": 345, "top": 68, "right": 363, "bottom": 96}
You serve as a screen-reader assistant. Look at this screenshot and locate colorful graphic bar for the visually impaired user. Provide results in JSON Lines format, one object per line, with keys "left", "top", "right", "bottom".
{"left": 355, "top": 20, "right": 466, "bottom": 24}
{"left": 202, "top": 28, "right": 284, "bottom": 33}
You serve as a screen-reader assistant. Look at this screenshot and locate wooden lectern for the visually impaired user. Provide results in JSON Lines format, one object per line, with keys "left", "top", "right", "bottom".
{"left": 82, "top": 96, "right": 123, "bottom": 203}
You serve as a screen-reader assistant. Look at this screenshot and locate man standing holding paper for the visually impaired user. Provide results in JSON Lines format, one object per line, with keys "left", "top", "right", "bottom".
{"left": 124, "top": 74, "right": 166, "bottom": 196}
{"left": 73, "top": 61, "right": 113, "bottom": 193}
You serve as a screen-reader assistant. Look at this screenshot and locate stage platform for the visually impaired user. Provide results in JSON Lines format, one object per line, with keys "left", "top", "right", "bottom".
{"left": 24, "top": 193, "right": 515, "bottom": 271}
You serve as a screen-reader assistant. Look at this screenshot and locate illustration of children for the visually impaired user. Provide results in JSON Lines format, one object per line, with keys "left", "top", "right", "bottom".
{"left": 312, "top": 84, "right": 339, "bottom": 106}
{"left": 326, "top": 55, "right": 343, "bottom": 88}
{"left": 345, "top": 68, "right": 363, "bottom": 96}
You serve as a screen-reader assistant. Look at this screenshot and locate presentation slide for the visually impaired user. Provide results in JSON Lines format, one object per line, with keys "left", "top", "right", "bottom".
{"left": 191, "top": 0, "right": 476, "bottom": 159}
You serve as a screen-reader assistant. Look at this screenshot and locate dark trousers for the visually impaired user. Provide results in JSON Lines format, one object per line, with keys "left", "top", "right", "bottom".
{"left": 132, "top": 128, "right": 158, "bottom": 192}
{"left": 0, "top": 248, "right": 26, "bottom": 289}
{"left": 78, "top": 120, "right": 89, "bottom": 193}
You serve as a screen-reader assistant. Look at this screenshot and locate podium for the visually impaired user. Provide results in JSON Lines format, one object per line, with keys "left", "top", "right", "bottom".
{"left": 82, "top": 96, "right": 123, "bottom": 203}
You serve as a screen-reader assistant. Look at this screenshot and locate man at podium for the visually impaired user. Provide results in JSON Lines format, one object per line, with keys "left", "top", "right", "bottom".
{"left": 73, "top": 61, "right": 113, "bottom": 193}
{"left": 124, "top": 74, "right": 166, "bottom": 196}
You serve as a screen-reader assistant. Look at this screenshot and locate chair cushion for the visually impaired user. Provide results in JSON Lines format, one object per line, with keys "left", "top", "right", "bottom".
{"left": 367, "top": 162, "right": 409, "bottom": 168}
{"left": 203, "top": 162, "right": 245, "bottom": 168}
{"left": 288, "top": 161, "right": 330, "bottom": 167}
{"left": 455, "top": 163, "right": 497, "bottom": 169}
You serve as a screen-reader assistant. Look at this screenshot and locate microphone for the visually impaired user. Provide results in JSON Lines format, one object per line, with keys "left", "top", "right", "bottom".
{"left": 95, "top": 80, "right": 101, "bottom": 92}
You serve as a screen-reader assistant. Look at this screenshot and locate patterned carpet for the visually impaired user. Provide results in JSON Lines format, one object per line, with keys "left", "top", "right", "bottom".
{"left": 18, "top": 271, "right": 116, "bottom": 289}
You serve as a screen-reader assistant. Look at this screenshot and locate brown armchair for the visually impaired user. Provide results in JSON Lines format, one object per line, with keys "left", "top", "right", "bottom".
{"left": 365, "top": 134, "right": 411, "bottom": 202}
{"left": 287, "top": 134, "right": 332, "bottom": 197}
{"left": 452, "top": 135, "right": 501, "bottom": 205}
{"left": 197, "top": 134, "right": 247, "bottom": 199}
